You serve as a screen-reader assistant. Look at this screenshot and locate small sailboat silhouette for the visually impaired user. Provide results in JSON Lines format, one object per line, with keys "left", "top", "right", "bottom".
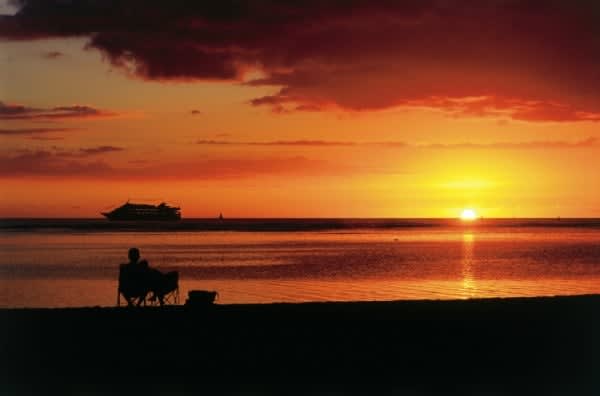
{"left": 219, "top": 212, "right": 224, "bottom": 220}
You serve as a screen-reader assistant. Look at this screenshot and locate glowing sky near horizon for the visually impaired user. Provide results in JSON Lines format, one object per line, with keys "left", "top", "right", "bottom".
{"left": 1, "top": 0, "right": 599, "bottom": 218}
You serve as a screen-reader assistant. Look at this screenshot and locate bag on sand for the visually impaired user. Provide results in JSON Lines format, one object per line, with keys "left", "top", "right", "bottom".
{"left": 185, "top": 290, "right": 218, "bottom": 307}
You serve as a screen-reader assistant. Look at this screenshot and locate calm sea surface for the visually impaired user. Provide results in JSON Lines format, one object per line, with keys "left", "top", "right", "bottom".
{"left": 1, "top": 219, "right": 600, "bottom": 308}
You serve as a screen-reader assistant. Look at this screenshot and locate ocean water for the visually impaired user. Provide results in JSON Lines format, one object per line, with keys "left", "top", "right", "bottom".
{"left": 1, "top": 219, "right": 600, "bottom": 308}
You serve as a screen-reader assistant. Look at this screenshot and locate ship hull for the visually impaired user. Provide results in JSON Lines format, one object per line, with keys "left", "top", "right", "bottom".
{"left": 102, "top": 213, "right": 181, "bottom": 221}
{"left": 101, "top": 201, "right": 181, "bottom": 221}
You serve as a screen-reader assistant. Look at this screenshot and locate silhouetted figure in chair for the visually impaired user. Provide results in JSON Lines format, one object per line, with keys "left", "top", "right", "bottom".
{"left": 118, "top": 247, "right": 179, "bottom": 307}
{"left": 119, "top": 247, "right": 152, "bottom": 306}
{"left": 128, "top": 247, "right": 143, "bottom": 268}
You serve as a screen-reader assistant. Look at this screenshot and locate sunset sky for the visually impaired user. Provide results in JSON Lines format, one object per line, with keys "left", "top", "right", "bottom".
{"left": 1, "top": 0, "right": 599, "bottom": 218}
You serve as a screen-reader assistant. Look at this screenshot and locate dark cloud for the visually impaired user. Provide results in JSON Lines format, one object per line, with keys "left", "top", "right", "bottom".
{"left": 190, "top": 109, "right": 202, "bottom": 115}
{"left": 43, "top": 50, "right": 63, "bottom": 59}
{"left": 0, "top": 150, "right": 113, "bottom": 177}
{"left": 0, "top": 101, "right": 116, "bottom": 120}
{"left": 50, "top": 145, "right": 125, "bottom": 158}
{"left": 405, "top": 96, "right": 600, "bottom": 123}
{"left": 46, "top": 105, "right": 113, "bottom": 119}
{"left": 77, "top": 145, "right": 124, "bottom": 155}
{"left": 196, "top": 140, "right": 234, "bottom": 145}
{"left": 196, "top": 138, "right": 598, "bottom": 149}
{"left": 2, "top": 1, "right": 600, "bottom": 121}
{"left": 0, "top": 100, "right": 35, "bottom": 116}
{"left": 0, "top": 127, "right": 69, "bottom": 135}
{"left": 196, "top": 140, "right": 356, "bottom": 146}
{"left": 171, "top": 157, "right": 348, "bottom": 179}
{"left": 421, "top": 137, "right": 598, "bottom": 150}
{"left": 0, "top": 145, "right": 124, "bottom": 177}
{"left": 1, "top": 135, "right": 593, "bottom": 179}
{"left": 372, "top": 142, "right": 408, "bottom": 148}
{"left": 27, "top": 135, "right": 64, "bottom": 141}
{"left": 0, "top": 150, "right": 348, "bottom": 179}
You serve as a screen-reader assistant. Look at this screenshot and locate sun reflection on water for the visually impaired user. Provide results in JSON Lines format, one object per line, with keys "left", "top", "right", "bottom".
{"left": 461, "top": 233, "right": 476, "bottom": 298}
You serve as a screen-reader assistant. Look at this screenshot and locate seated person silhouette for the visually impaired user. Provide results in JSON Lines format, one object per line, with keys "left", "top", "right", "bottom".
{"left": 120, "top": 247, "right": 177, "bottom": 306}
{"left": 127, "top": 247, "right": 148, "bottom": 272}
{"left": 121, "top": 247, "right": 153, "bottom": 306}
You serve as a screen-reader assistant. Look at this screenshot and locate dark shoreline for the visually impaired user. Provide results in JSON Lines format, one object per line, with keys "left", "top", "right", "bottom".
{"left": 3, "top": 217, "right": 600, "bottom": 233}
{"left": 3, "top": 295, "right": 600, "bottom": 395}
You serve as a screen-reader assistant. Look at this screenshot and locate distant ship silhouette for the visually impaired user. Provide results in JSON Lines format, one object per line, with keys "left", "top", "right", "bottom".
{"left": 102, "top": 201, "right": 181, "bottom": 221}
{"left": 219, "top": 212, "right": 224, "bottom": 220}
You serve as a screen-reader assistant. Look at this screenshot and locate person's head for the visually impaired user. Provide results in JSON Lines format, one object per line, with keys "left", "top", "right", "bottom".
{"left": 128, "top": 247, "right": 140, "bottom": 263}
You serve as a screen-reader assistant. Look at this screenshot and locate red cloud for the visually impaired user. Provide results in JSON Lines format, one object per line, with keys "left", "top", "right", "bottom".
{"left": 2, "top": 1, "right": 600, "bottom": 121}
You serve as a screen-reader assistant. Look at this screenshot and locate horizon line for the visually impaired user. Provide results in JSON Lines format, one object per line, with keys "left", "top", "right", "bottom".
{"left": 2, "top": 216, "right": 599, "bottom": 220}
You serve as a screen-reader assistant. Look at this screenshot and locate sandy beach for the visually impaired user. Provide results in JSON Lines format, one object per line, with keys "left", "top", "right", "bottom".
{"left": 2, "top": 294, "right": 600, "bottom": 395}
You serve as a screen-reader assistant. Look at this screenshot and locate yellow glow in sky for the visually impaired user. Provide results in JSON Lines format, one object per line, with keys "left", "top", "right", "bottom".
{"left": 460, "top": 209, "right": 478, "bottom": 221}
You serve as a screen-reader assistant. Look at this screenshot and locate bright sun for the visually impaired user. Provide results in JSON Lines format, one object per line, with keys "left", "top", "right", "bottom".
{"left": 460, "top": 208, "right": 478, "bottom": 221}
